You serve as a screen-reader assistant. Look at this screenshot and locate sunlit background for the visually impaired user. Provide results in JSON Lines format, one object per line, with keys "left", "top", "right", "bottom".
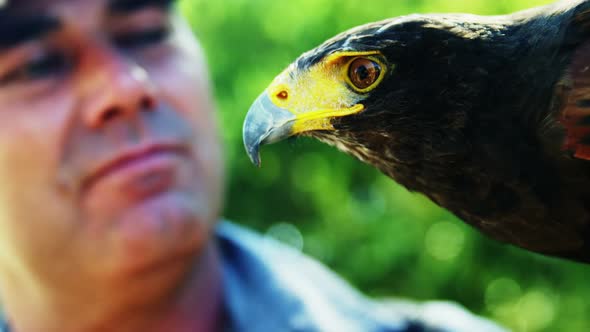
{"left": 179, "top": 1, "right": 587, "bottom": 331}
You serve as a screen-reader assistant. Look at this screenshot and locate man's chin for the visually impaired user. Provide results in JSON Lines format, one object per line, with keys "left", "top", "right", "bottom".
{"left": 106, "top": 191, "right": 214, "bottom": 279}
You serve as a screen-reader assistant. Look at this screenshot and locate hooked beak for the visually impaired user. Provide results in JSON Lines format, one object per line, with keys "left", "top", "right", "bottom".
{"left": 242, "top": 92, "right": 296, "bottom": 167}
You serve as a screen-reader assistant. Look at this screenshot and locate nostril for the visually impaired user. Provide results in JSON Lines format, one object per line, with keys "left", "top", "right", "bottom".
{"left": 276, "top": 90, "right": 289, "bottom": 100}
{"left": 139, "top": 96, "right": 156, "bottom": 111}
{"left": 101, "top": 107, "right": 121, "bottom": 122}
{"left": 94, "top": 96, "right": 156, "bottom": 126}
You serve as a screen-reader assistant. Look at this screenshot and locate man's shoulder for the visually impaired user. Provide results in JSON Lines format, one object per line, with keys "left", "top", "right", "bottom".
{"left": 215, "top": 221, "right": 507, "bottom": 332}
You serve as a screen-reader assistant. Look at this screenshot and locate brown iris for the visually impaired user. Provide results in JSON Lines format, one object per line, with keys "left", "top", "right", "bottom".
{"left": 348, "top": 58, "right": 382, "bottom": 91}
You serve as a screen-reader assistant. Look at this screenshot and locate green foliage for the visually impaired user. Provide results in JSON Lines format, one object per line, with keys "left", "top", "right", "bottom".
{"left": 180, "top": 1, "right": 587, "bottom": 331}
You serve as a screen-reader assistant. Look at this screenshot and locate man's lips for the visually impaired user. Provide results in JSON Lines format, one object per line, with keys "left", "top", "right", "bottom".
{"left": 82, "top": 142, "right": 190, "bottom": 193}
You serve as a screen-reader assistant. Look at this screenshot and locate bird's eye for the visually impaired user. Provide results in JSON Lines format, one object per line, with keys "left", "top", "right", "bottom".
{"left": 347, "top": 57, "right": 382, "bottom": 92}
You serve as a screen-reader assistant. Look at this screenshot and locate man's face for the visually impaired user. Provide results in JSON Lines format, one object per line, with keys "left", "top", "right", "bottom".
{"left": 0, "top": 0, "right": 223, "bottom": 283}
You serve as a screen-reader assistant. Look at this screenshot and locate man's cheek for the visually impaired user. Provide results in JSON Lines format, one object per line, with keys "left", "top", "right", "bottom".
{"left": 0, "top": 147, "right": 77, "bottom": 264}
{"left": 0, "top": 94, "right": 76, "bottom": 216}
{"left": 0, "top": 93, "right": 72, "bottom": 167}
{"left": 157, "top": 71, "right": 211, "bottom": 109}
{"left": 0, "top": 132, "right": 52, "bottom": 191}
{"left": 153, "top": 64, "right": 220, "bottom": 148}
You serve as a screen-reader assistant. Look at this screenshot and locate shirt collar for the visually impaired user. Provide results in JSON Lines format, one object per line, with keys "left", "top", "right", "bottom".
{"left": 215, "top": 221, "right": 408, "bottom": 332}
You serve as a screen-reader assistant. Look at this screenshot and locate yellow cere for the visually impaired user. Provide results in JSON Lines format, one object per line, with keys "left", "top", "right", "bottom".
{"left": 266, "top": 51, "right": 387, "bottom": 135}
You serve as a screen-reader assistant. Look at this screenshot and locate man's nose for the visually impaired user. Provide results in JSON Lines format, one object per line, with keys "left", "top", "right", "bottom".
{"left": 78, "top": 42, "right": 157, "bottom": 129}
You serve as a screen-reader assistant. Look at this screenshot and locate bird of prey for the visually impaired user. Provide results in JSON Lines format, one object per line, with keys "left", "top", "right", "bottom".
{"left": 243, "top": 0, "right": 590, "bottom": 263}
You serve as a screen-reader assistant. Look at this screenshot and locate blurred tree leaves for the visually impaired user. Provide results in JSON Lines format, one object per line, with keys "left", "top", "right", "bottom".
{"left": 179, "top": 1, "right": 588, "bottom": 331}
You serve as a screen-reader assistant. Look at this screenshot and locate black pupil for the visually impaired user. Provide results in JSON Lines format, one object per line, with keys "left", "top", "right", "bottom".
{"left": 356, "top": 65, "right": 370, "bottom": 81}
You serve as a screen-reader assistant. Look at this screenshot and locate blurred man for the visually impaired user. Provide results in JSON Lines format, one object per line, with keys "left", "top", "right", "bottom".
{"left": 0, "top": 1, "right": 505, "bottom": 331}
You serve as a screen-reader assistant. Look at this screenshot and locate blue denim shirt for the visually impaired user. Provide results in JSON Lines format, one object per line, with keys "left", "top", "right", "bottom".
{"left": 0, "top": 222, "right": 507, "bottom": 332}
{"left": 217, "top": 222, "right": 507, "bottom": 332}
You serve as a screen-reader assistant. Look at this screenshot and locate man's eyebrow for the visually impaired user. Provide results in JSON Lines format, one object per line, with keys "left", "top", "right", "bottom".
{"left": 108, "top": 0, "right": 177, "bottom": 14}
{"left": 0, "top": 13, "right": 61, "bottom": 49}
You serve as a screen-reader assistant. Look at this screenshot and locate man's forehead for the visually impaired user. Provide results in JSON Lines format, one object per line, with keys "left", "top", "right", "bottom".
{"left": 0, "top": 0, "right": 174, "bottom": 14}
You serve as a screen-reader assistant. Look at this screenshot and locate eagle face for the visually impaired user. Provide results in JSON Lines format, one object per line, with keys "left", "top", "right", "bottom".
{"left": 243, "top": 37, "right": 394, "bottom": 166}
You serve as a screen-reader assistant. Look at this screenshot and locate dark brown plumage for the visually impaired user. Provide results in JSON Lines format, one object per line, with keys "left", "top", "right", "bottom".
{"left": 243, "top": 0, "right": 590, "bottom": 263}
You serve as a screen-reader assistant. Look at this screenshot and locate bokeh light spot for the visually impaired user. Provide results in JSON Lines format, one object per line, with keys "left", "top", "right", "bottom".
{"left": 516, "top": 290, "right": 556, "bottom": 331}
{"left": 265, "top": 222, "right": 304, "bottom": 251}
{"left": 424, "top": 221, "right": 465, "bottom": 261}
{"left": 485, "top": 277, "right": 522, "bottom": 310}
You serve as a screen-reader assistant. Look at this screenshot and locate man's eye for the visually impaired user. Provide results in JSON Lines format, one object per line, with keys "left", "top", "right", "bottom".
{"left": 114, "top": 26, "right": 171, "bottom": 49}
{"left": 0, "top": 52, "right": 71, "bottom": 84}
